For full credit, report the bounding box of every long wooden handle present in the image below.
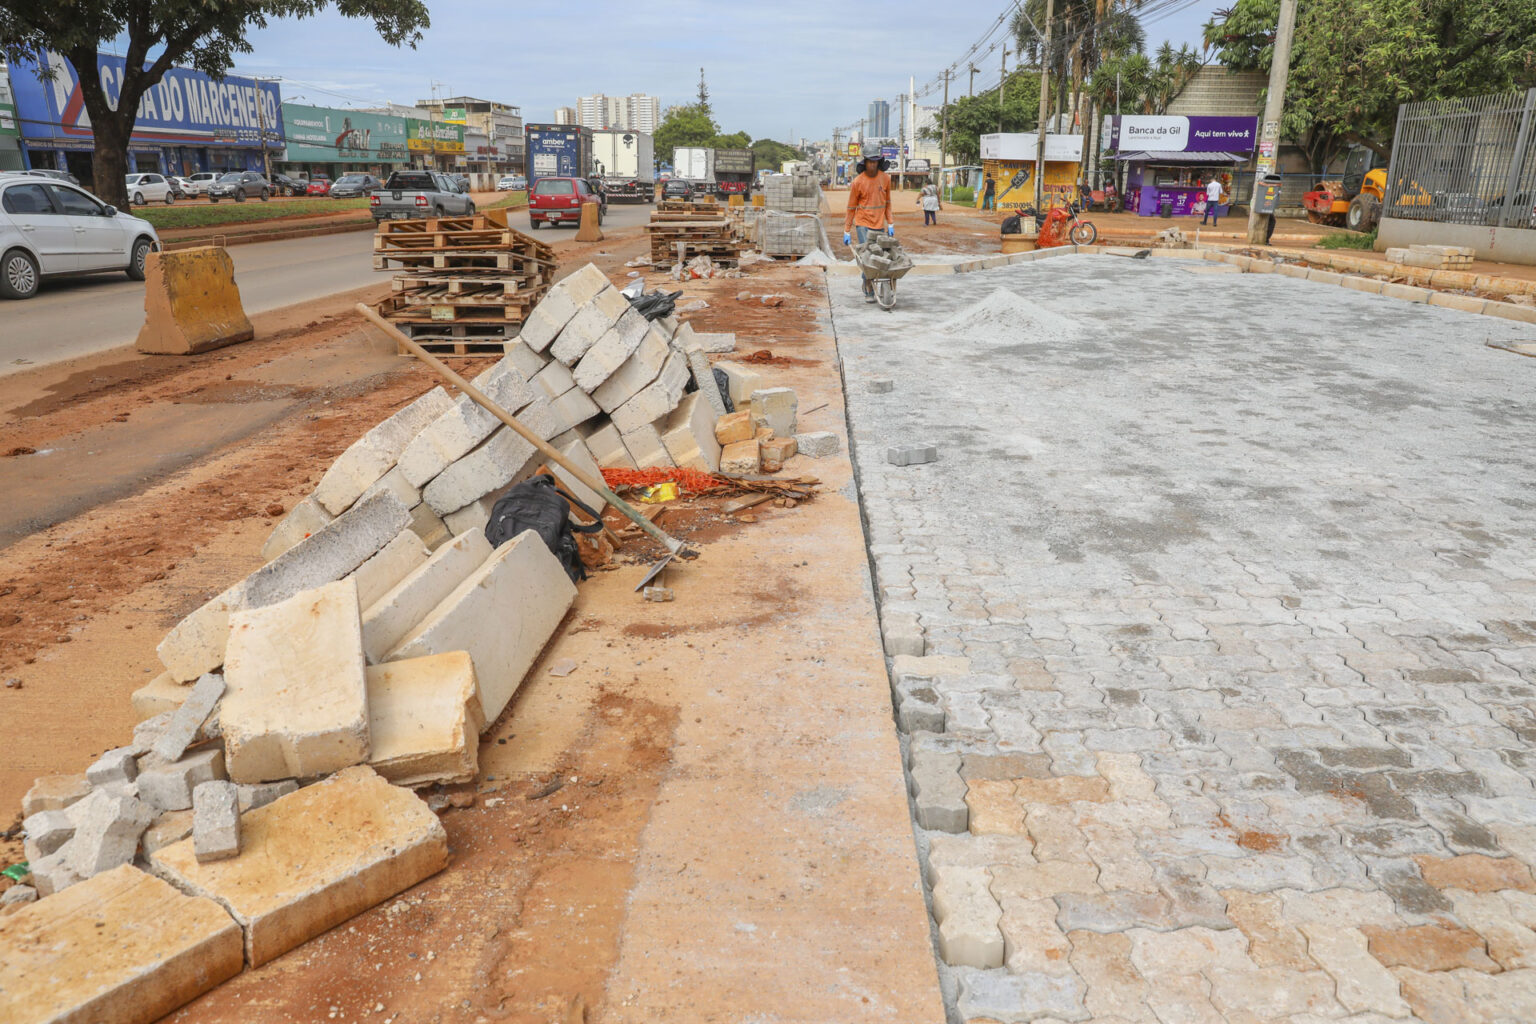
[356,302,694,557]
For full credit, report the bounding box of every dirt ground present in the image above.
[0,215,944,1023]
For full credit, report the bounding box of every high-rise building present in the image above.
[867,99,890,139]
[575,93,661,132]
[553,106,577,125]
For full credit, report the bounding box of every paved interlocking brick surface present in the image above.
[831,255,1536,1024]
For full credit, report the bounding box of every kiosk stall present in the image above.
[1108,115,1257,218]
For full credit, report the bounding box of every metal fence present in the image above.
[1384,89,1536,229]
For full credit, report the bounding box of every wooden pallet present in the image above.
[379,317,518,341]
[397,337,509,356]
[375,229,536,253]
[378,292,539,323]
[373,250,554,271]
[389,273,549,297]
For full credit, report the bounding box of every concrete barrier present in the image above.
[134,247,254,355]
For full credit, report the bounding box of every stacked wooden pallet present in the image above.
[647,201,743,265]
[372,212,556,354]
[1385,244,1475,271]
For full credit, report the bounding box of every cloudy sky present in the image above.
[232,0,1224,143]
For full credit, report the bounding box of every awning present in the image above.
[1115,150,1248,164]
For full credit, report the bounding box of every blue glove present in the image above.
[886,225,896,237]
[843,232,852,245]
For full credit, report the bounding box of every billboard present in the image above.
[406,118,464,154]
[282,103,407,163]
[1110,115,1256,153]
[441,106,467,125]
[8,50,283,149]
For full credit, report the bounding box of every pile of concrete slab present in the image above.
[3,262,828,1024]
[762,166,826,216]
[1385,243,1474,270]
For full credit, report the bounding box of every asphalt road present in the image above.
[0,201,656,376]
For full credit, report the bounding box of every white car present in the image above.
[496,174,527,191]
[125,172,175,205]
[0,174,161,299]
[184,172,218,196]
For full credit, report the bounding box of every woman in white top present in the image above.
[919,183,941,226]
[1200,176,1224,226]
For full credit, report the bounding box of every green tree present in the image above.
[710,130,751,149]
[920,71,1042,165]
[750,138,805,173]
[0,0,429,209]
[696,67,711,114]
[1204,0,1536,165]
[653,102,719,166]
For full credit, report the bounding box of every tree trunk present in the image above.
[66,47,135,210]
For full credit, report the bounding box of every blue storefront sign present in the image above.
[8,49,282,172]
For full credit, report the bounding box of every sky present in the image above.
[230,0,1226,144]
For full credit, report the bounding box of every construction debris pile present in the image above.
[1385,243,1475,270]
[646,199,744,266]
[754,164,829,258]
[761,164,825,215]
[373,210,556,354]
[1,262,837,1022]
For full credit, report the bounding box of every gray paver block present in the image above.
[794,431,839,458]
[22,809,75,860]
[138,747,227,812]
[61,789,157,877]
[151,671,225,762]
[868,379,894,394]
[192,780,241,863]
[908,745,968,832]
[85,747,138,787]
[886,444,937,467]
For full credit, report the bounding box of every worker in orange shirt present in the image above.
[843,154,894,301]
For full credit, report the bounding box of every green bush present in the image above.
[948,186,975,204]
[1316,229,1377,250]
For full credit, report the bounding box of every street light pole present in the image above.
[941,69,951,198]
[1247,0,1298,243]
[253,76,276,181]
[1034,0,1055,210]
[999,46,1009,133]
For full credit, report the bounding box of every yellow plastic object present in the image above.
[751,194,766,208]
[637,482,680,503]
[134,246,254,355]
[729,194,745,207]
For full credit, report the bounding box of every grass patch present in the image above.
[486,190,527,209]
[1316,229,1377,250]
[948,186,975,204]
[135,198,369,229]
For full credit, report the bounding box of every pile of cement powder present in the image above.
[939,287,1081,339]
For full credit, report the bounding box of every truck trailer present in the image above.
[525,124,592,186]
[672,147,715,196]
[713,147,754,198]
[593,129,655,203]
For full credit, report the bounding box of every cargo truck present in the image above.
[672,147,715,196]
[713,147,754,198]
[593,129,655,203]
[526,124,592,186]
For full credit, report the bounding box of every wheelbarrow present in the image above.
[852,233,914,311]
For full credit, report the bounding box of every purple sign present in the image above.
[1113,115,1257,153]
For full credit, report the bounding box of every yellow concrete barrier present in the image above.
[729,194,745,208]
[574,201,603,242]
[135,246,254,355]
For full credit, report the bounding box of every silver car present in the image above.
[0,174,161,299]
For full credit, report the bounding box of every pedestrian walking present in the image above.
[1200,176,1223,226]
[919,183,940,226]
[982,174,996,211]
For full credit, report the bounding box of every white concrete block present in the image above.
[396,362,538,488]
[151,671,225,762]
[362,529,493,664]
[531,357,577,400]
[388,532,577,728]
[620,422,675,468]
[347,528,429,610]
[750,387,798,437]
[191,780,240,863]
[420,398,560,516]
[138,747,227,812]
[259,496,332,563]
[714,360,765,406]
[62,789,157,877]
[592,322,671,413]
[521,264,611,352]
[503,338,549,378]
[357,466,421,513]
[572,308,652,393]
[86,747,139,788]
[609,352,689,434]
[583,421,636,469]
[687,347,728,416]
[407,502,451,550]
[661,392,722,472]
[550,287,631,366]
[221,579,369,784]
[547,436,609,513]
[443,497,495,538]
[548,387,601,433]
[313,387,454,515]
[673,321,736,354]
[367,652,484,787]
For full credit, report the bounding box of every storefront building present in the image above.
[277,103,407,180]
[978,133,1085,210]
[1108,114,1256,217]
[0,69,23,171]
[406,118,464,171]
[6,49,282,188]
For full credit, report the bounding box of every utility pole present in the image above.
[969,64,979,97]
[999,46,1009,133]
[941,69,951,199]
[1034,0,1054,209]
[1247,0,1297,243]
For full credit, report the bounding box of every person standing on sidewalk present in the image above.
[843,154,895,301]
[1200,175,1223,226]
[919,182,941,226]
[982,174,997,210]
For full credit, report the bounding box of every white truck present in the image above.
[672,147,715,196]
[593,129,655,203]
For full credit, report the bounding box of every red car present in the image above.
[528,176,605,229]
[305,177,332,196]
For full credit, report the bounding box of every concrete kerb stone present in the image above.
[260,496,332,563]
[546,434,609,512]
[191,780,241,863]
[582,421,637,470]
[672,322,735,354]
[660,392,723,473]
[573,308,653,393]
[1341,274,1385,295]
[312,386,454,516]
[366,651,483,787]
[21,773,92,817]
[593,324,671,413]
[348,529,430,610]
[749,387,798,437]
[387,531,577,728]
[531,357,577,401]
[1485,300,1536,324]
[609,352,689,435]
[713,361,765,407]
[687,348,728,417]
[396,362,538,489]
[221,578,370,784]
[151,672,225,762]
[502,338,548,378]
[550,286,632,367]
[548,386,602,434]
[519,263,611,353]
[420,398,561,517]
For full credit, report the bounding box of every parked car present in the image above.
[306,176,332,196]
[23,168,82,186]
[207,171,271,202]
[370,169,476,221]
[125,172,175,205]
[661,177,693,200]
[497,174,527,191]
[271,173,308,197]
[0,176,161,299]
[328,173,382,199]
[183,171,217,196]
[528,176,605,229]
[168,176,195,199]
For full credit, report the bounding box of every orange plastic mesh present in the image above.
[601,467,729,492]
